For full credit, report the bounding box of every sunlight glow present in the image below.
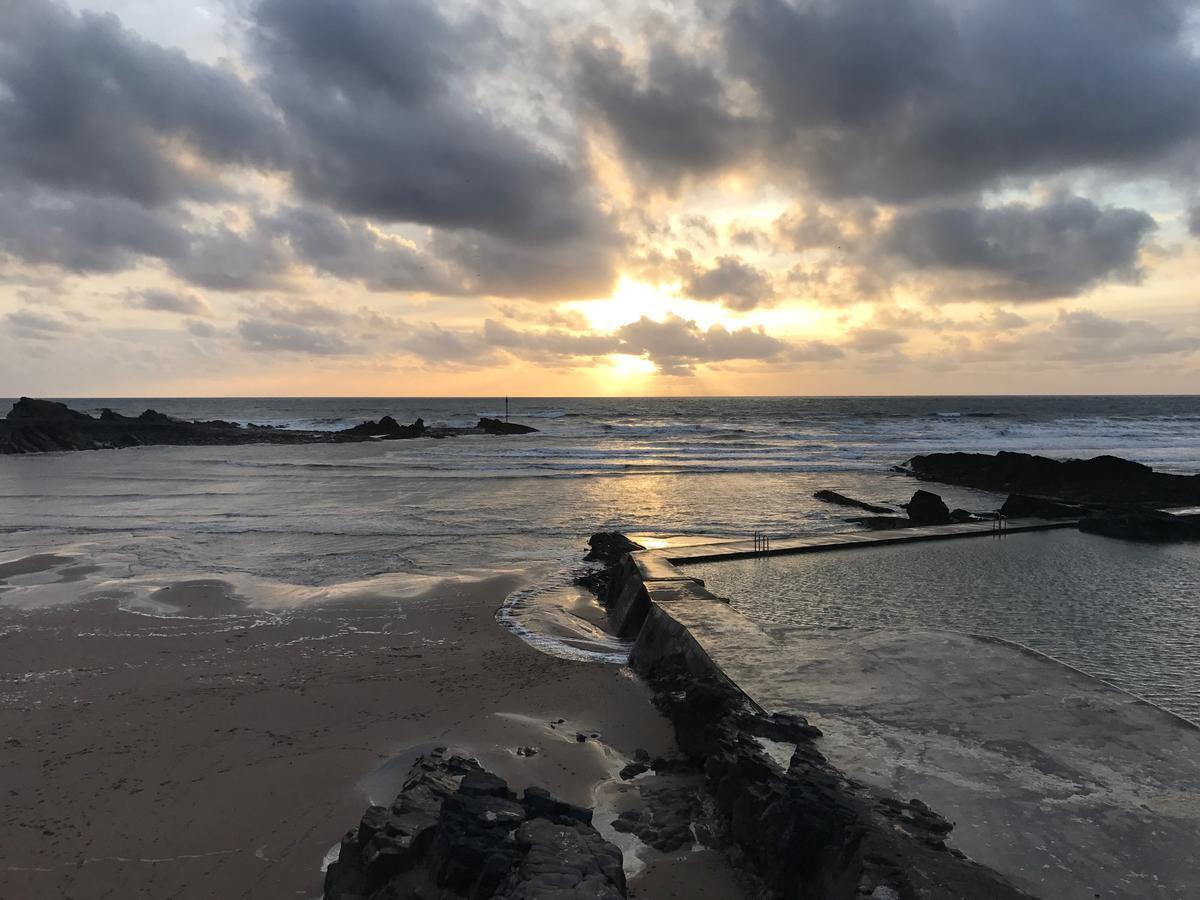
[607,353,658,378]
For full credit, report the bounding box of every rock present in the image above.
[583,532,645,565]
[522,786,593,826]
[1080,512,1200,543]
[628,648,1034,900]
[1000,494,1089,519]
[323,750,626,900]
[137,409,178,423]
[6,397,92,421]
[339,416,425,439]
[619,761,649,780]
[813,490,894,514]
[0,400,534,455]
[477,417,538,435]
[904,490,952,525]
[902,450,1200,508]
[949,508,977,523]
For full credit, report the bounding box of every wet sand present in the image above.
[0,561,749,899]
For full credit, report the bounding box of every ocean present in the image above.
[2,395,1198,711]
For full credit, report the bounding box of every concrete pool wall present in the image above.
[610,526,1200,900]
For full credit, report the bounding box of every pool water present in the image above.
[686,530,1200,723]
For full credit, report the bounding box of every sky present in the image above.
[1,0,1199,397]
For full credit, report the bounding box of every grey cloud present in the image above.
[170,223,290,292]
[846,327,907,353]
[884,197,1157,300]
[615,314,787,374]
[265,206,464,295]
[482,319,619,359]
[414,313,822,375]
[0,188,187,273]
[1190,206,1200,236]
[237,318,350,355]
[575,36,752,186]
[6,309,74,338]
[786,341,844,362]
[433,229,620,301]
[0,1,282,206]
[727,0,1200,200]
[253,0,607,247]
[186,319,221,339]
[974,309,1200,363]
[397,323,500,366]
[682,256,775,310]
[128,289,209,315]
[493,304,590,331]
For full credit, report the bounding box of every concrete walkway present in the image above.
[626,523,1200,899]
[656,518,1077,566]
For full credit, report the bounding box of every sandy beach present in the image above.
[0,556,748,899]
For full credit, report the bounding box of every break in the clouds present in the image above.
[1,0,1198,391]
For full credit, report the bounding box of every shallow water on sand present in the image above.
[1,395,1196,666]
[688,530,1200,723]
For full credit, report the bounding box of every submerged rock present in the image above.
[813,490,894,514]
[477,417,539,435]
[1080,512,1200,543]
[323,748,626,900]
[1000,494,1089,520]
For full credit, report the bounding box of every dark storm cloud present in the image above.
[0,189,187,273]
[682,256,775,310]
[884,196,1157,300]
[0,1,283,206]
[574,36,752,185]
[726,0,1200,200]
[253,0,610,248]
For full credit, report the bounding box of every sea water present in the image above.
[1,395,1197,707]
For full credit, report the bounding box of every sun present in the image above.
[607,353,658,378]
[566,276,730,333]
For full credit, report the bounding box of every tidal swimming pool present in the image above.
[685,529,1200,723]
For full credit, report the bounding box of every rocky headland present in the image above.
[0,398,537,454]
[897,450,1200,542]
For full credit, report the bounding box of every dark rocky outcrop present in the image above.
[323,749,626,900]
[583,532,646,566]
[1000,494,1089,520]
[7,398,93,421]
[904,490,952,525]
[813,490,894,514]
[1080,512,1200,543]
[0,399,537,454]
[628,629,1034,900]
[341,416,426,439]
[902,451,1200,508]
[476,417,539,435]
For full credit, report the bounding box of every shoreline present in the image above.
[0,564,749,899]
